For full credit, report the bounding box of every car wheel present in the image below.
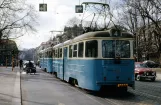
[136,75,142,81]
[151,77,156,81]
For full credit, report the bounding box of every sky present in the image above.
[15,0,119,50]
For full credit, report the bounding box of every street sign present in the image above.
[39,4,47,12]
[75,5,83,13]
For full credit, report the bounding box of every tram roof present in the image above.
[45,47,52,51]
[39,49,45,53]
[53,29,133,47]
[73,30,133,42]
[53,43,63,48]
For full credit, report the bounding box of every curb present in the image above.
[11,71,21,105]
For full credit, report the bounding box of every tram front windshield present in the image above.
[102,40,130,58]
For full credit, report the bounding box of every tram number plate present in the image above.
[118,84,128,87]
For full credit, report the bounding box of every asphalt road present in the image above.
[21,68,161,105]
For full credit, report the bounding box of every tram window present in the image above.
[47,51,50,57]
[45,52,47,57]
[73,44,77,57]
[69,45,73,58]
[49,51,52,58]
[58,48,60,58]
[59,48,62,58]
[78,42,84,57]
[47,51,49,57]
[102,40,130,58]
[116,40,130,58]
[53,50,55,57]
[85,40,98,57]
[55,49,58,58]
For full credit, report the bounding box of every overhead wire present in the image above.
[80,2,115,30]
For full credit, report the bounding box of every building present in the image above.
[0,39,18,66]
[136,22,161,62]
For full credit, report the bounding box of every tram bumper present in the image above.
[96,81,135,89]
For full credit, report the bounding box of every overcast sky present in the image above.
[15,0,119,50]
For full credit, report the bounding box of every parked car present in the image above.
[142,60,160,68]
[135,62,156,81]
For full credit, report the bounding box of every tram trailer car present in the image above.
[52,43,64,79]
[45,47,53,73]
[49,28,135,91]
[39,50,46,70]
[39,47,53,73]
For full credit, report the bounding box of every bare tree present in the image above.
[0,0,38,40]
[66,17,80,27]
[116,0,161,61]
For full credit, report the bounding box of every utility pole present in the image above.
[12,56,14,71]
[12,50,14,71]
[6,57,7,68]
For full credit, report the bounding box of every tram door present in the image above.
[63,47,68,80]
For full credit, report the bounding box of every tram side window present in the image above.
[53,50,55,58]
[49,51,52,58]
[69,45,73,58]
[85,40,98,57]
[46,52,48,58]
[57,49,60,58]
[59,48,62,58]
[73,44,77,57]
[45,52,48,58]
[55,49,58,58]
[78,42,84,57]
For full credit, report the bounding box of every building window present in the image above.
[78,42,84,57]
[85,40,98,57]
[73,44,77,57]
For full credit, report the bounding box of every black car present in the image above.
[23,61,36,74]
[143,60,160,68]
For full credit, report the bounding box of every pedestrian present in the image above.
[19,59,23,69]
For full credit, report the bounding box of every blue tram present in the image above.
[39,28,135,91]
[39,47,53,73]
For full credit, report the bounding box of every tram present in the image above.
[39,28,135,91]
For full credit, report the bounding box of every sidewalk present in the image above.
[0,67,21,105]
[152,68,161,73]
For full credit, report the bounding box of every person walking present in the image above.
[19,59,23,70]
